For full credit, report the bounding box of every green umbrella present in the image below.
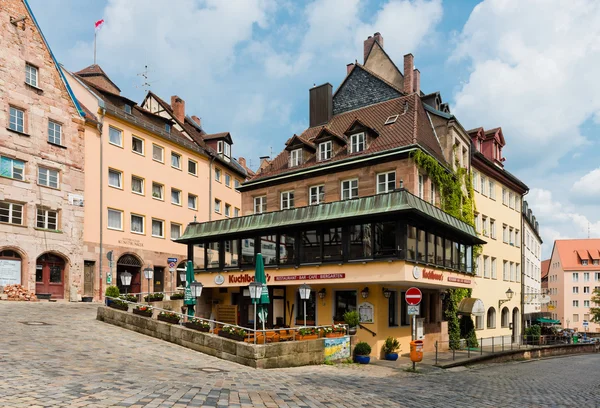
[254,253,270,330]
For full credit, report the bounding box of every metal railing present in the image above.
[434,335,600,365]
[105,297,348,345]
[116,291,184,303]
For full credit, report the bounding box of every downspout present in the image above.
[208,155,215,221]
[98,108,106,301]
[520,190,529,341]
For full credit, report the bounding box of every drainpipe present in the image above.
[98,108,106,301]
[520,190,528,342]
[208,155,215,221]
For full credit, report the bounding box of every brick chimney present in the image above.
[403,54,414,94]
[171,95,185,123]
[413,68,420,95]
[363,32,383,63]
[346,63,355,75]
[238,157,247,167]
[191,115,201,126]
[309,83,333,127]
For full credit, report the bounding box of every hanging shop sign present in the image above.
[447,276,471,284]
[274,273,345,282]
[422,269,444,281]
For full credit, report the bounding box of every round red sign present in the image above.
[405,287,422,305]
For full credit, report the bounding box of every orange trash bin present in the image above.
[410,340,424,362]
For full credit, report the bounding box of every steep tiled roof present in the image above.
[203,132,230,141]
[249,94,444,182]
[541,259,550,279]
[553,239,600,271]
[75,64,121,93]
[78,101,98,125]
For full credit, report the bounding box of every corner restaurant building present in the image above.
[177,189,484,355]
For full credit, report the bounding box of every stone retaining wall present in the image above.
[97,306,343,368]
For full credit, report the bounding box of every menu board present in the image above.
[0,260,21,286]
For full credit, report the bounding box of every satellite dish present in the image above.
[539,294,551,304]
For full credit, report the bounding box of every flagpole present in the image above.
[94,31,97,64]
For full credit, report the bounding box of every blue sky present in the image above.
[28,0,600,258]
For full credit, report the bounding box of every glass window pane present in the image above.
[349,224,372,260]
[261,235,278,265]
[107,209,121,229]
[206,242,220,268]
[453,242,461,269]
[131,215,144,233]
[109,127,122,145]
[416,230,425,262]
[435,236,444,266]
[108,170,121,187]
[49,265,62,283]
[170,223,181,239]
[323,227,342,261]
[153,145,163,161]
[152,219,163,237]
[36,265,43,282]
[224,239,239,268]
[301,230,320,263]
[152,183,162,199]
[407,226,417,260]
[132,137,143,153]
[279,234,296,265]
[427,233,435,264]
[132,177,143,193]
[188,160,197,174]
[241,238,255,266]
[171,153,180,168]
[375,222,396,257]
[334,290,357,321]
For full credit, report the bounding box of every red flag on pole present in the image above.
[95,19,104,32]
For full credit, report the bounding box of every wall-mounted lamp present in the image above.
[382,287,392,299]
[498,288,514,309]
[318,288,326,305]
[361,287,369,299]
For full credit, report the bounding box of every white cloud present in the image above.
[571,168,600,201]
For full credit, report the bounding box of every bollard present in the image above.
[453,347,455,361]
[468,344,471,358]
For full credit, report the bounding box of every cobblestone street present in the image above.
[1,302,599,408]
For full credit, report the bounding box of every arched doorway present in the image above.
[117,254,142,294]
[512,307,520,343]
[36,253,66,299]
[0,249,23,286]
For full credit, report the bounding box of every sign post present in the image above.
[167,257,178,292]
[406,287,422,370]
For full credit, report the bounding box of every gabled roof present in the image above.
[285,134,316,151]
[552,239,600,271]
[484,127,505,146]
[363,40,404,87]
[75,64,122,93]
[313,127,347,145]
[334,63,403,99]
[541,259,550,279]
[246,94,445,183]
[343,118,379,137]
[203,132,232,143]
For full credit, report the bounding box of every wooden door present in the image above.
[35,254,65,299]
[153,267,164,293]
[84,261,95,297]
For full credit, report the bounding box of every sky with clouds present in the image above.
[28,0,600,258]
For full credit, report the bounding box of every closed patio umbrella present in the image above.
[254,253,270,331]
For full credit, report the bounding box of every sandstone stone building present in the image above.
[0,0,85,299]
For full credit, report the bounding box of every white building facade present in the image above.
[522,200,543,326]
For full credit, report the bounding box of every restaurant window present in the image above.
[206,242,220,269]
[296,289,316,325]
[427,233,435,264]
[453,242,461,270]
[279,234,296,265]
[388,290,398,327]
[435,236,443,266]
[374,222,396,257]
[407,226,417,260]
[240,238,255,266]
[334,290,357,322]
[224,239,239,268]
[349,224,372,260]
[300,230,320,264]
[444,239,452,268]
[341,179,358,200]
[466,245,473,273]
[400,292,410,326]
[260,235,278,265]
[323,227,342,262]
[416,229,426,262]
[460,244,466,271]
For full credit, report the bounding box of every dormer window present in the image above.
[289,148,302,167]
[582,260,589,266]
[350,133,365,153]
[319,141,332,161]
[124,104,132,115]
[217,141,231,158]
[165,123,171,133]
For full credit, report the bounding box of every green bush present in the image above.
[105,286,120,298]
[119,294,137,302]
[343,310,359,327]
[382,336,401,354]
[144,293,164,302]
[525,325,541,344]
[170,292,184,300]
[459,315,479,348]
[354,342,371,356]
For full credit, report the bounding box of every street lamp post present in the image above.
[183,260,198,318]
[179,269,187,288]
[299,283,311,327]
[248,281,263,344]
[143,266,153,304]
[120,271,132,295]
[187,280,203,318]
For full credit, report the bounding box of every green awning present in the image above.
[177,189,484,244]
[535,317,561,324]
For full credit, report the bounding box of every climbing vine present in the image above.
[411,149,481,349]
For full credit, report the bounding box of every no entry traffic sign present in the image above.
[406,287,422,306]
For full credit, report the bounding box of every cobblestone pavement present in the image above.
[1,302,599,408]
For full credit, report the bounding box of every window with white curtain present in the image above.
[130,214,144,234]
[107,209,123,230]
[152,218,164,237]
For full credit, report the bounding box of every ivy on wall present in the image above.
[411,149,480,349]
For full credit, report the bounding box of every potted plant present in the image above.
[323,324,346,338]
[218,325,247,341]
[108,299,129,311]
[170,292,184,300]
[354,342,371,364]
[104,286,120,306]
[343,311,359,335]
[297,327,318,340]
[132,305,153,317]
[119,294,138,303]
[144,293,164,302]
[157,310,181,324]
[184,317,211,332]
[382,336,401,361]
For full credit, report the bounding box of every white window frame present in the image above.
[217,141,223,154]
[152,144,164,163]
[350,132,365,153]
[38,167,59,189]
[418,174,424,198]
[171,188,182,205]
[130,213,145,235]
[9,106,25,133]
[108,169,122,189]
[254,196,266,214]
[107,208,123,231]
[472,171,479,191]
[48,120,62,145]
[36,208,58,230]
[234,207,240,217]
[341,179,358,200]
[225,173,231,187]
[319,141,332,161]
[171,152,181,170]
[309,185,324,205]
[377,171,396,194]
[224,142,231,158]
[490,219,496,239]
[0,201,23,225]
[481,175,486,196]
[152,182,164,200]
[225,203,231,217]
[188,194,197,210]
[289,148,302,167]
[214,198,222,213]
[151,218,164,238]
[0,156,25,181]
[280,191,295,210]
[132,136,144,155]
[25,63,38,87]
[131,175,144,195]
[489,180,495,199]
[188,159,197,176]
[215,168,222,182]
[170,222,182,240]
[108,126,123,147]
[491,257,497,279]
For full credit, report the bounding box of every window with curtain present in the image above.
[130,214,144,234]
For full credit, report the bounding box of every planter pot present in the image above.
[132,309,153,318]
[184,322,210,332]
[145,298,163,303]
[218,331,245,341]
[157,315,180,324]
[326,333,343,338]
[385,353,399,361]
[81,296,93,303]
[348,327,357,335]
[355,355,370,364]
[109,302,128,311]
[298,334,318,341]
